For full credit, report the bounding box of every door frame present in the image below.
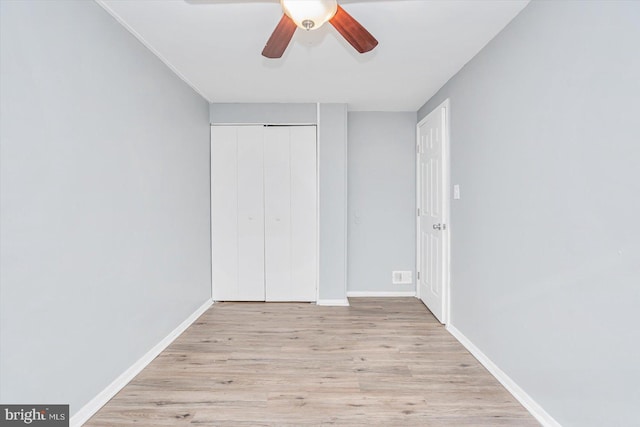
[416,98,451,324]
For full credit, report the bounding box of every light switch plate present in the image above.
[453,184,460,200]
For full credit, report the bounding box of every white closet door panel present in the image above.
[289,126,317,301]
[210,126,239,301]
[213,125,316,302]
[264,127,292,301]
[236,126,266,301]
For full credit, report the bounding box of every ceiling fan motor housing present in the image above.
[280,0,338,31]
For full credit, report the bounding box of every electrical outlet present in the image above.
[392,271,412,285]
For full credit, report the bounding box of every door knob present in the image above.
[433,224,442,230]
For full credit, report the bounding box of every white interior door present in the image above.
[211,126,265,301]
[417,101,449,323]
[264,126,317,301]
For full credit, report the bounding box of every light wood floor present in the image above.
[86,298,539,426]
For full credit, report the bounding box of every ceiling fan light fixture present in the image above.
[280,0,338,31]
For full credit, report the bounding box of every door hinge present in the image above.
[417,208,421,217]
[417,271,420,280]
[416,144,420,154]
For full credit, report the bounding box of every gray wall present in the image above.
[210,103,349,302]
[418,1,640,426]
[318,104,348,301]
[0,0,211,416]
[210,103,317,125]
[347,112,417,293]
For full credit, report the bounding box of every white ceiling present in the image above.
[98,0,529,111]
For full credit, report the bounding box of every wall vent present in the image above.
[392,271,413,285]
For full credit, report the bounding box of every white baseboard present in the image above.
[347,291,416,297]
[70,298,214,427]
[446,324,561,427]
[316,298,350,306]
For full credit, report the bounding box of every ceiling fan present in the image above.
[262,0,378,58]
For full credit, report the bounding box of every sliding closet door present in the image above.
[264,126,317,301]
[211,126,265,301]
[211,126,238,301]
[236,127,266,300]
[289,126,318,301]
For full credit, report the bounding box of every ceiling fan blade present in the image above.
[329,5,378,54]
[262,14,297,58]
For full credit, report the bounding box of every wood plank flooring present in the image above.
[86,298,539,426]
